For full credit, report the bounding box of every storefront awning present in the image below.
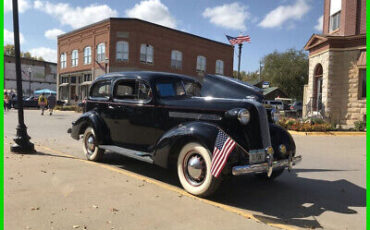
[59,83,69,87]
[80,81,92,86]
[357,51,366,66]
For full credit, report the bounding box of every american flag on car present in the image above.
[210,130,236,178]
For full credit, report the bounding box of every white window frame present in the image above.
[97,43,106,62]
[196,55,206,72]
[84,46,91,65]
[60,53,67,69]
[71,50,78,67]
[215,59,224,75]
[116,41,129,61]
[140,44,154,64]
[330,11,341,32]
[171,50,182,69]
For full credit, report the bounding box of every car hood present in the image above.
[200,74,263,102]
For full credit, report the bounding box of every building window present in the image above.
[83,74,92,82]
[215,60,224,75]
[330,11,340,31]
[359,69,366,99]
[71,76,76,83]
[196,55,206,72]
[60,53,67,69]
[116,41,129,61]
[84,47,91,64]
[140,44,153,64]
[71,50,78,67]
[60,76,68,84]
[171,50,182,69]
[97,43,106,62]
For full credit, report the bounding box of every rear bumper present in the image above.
[232,155,302,176]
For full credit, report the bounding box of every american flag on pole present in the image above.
[210,130,236,178]
[226,35,251,46]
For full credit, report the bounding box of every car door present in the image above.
[108,78,160,151]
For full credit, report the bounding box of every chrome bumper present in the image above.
[232,155,302,176]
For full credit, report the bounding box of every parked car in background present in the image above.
[69,71,301,197]
[264,100,284,110]
[290,101,303,116]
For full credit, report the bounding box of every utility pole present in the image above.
[237,43,242,80]
[10,0,35,153]
[259,61,263,82]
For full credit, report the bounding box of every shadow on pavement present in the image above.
[36,150,366,229]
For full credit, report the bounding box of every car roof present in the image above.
[95,71,200,83]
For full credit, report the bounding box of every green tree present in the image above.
[233,70,260,83]
[4,44,15,56]
[261,48,308,100]
[4,44,46,61]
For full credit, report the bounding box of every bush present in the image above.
[354,121,366,131]
[278,117,332,132]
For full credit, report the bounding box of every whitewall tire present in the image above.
[177,142,221,197]
[82,127,104,161]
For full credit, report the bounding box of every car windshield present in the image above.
[156,80,201,98]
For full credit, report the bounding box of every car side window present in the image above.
[183,81,201,97]
[156,81,185,97]
[90,81,111,98]
[113,79,152,102]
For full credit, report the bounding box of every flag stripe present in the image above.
[211,138,233,174]
[212,140,234,176]
[214,142,236,177]
[211,130,236,178]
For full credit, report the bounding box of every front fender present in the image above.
[70,110,110,145]
[152,121,221,168]
[269,123,296,159]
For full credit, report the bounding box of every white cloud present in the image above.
[202,2,249,31]
[29,47,57,62]
[125,0,177,28]
[4,0,31,13]
[4,29,25,44]
[44,28,65,40]
[314,15,323,32]
[34,1,118,29]
[259,0,310,28]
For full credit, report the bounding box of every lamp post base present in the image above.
[10,124,35,154]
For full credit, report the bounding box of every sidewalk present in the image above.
[4,139,275,230]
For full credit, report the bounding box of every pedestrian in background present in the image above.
[47,94,56,116]
[38,93,48,115]
[4,92,9,112]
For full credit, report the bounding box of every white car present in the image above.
[264,100,284,110]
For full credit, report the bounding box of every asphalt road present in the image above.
[4,109,366,230]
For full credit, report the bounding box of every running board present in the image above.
[99,145,153,164]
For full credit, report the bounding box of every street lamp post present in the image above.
[28,67,32,96]
[10,0,35,153]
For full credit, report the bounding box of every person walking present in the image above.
[4,92,9,112]
[38,93,48,115]
[47,94,56,115]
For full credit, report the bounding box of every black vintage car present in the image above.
[69,71,301,197]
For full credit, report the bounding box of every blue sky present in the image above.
[4,0,324,73]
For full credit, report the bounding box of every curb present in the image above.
[288,130,366,136]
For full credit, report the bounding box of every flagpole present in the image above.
[237,43,242,80]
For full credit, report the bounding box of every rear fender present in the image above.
[152,122,221,168]
[70,110,110,145]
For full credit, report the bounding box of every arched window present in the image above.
[215,60,224,75]
[84,46,91,64]
[196,55,206,72]
[96,43,105,62]
[116,41,129,61]
[60,53,67,69]
[171,50,182,69]
[71,50,78,67]
[313,64,323,111]
[140,44,153,64]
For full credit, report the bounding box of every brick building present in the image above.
[4,55,57,96]
[303,0,366,128]
[57,18,234,103]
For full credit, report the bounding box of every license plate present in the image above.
[249,150,266,164]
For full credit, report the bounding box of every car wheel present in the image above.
[255,168,285,180]
[177,142,221,197]
[82,127,104,161]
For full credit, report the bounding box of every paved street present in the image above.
[4,109,366,230]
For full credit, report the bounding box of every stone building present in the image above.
[4,55,57,96]
[303,0,366,128]
[57,18,234,103]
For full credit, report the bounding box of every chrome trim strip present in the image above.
[169,111,222,121]
[232,155,302,176]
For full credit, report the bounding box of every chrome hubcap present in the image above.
[85,134,95,154]
[184,153,206,186]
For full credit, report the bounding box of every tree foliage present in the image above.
[261,49,308,100]
[233,70,260,83]
[4,44,45,61]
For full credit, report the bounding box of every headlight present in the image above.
[271,109,280,123]
[238,109,250,125]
